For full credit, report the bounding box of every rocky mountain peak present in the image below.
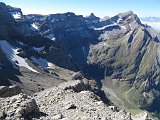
[87,13,97,18]
[0,2,7,9]
[86,13,100,20]
[118,10,134,18]
[86,13,100,24]
[119,11,141,24]
[110,10,141,26]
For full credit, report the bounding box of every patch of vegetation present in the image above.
[128,109,144,115]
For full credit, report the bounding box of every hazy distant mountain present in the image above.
[141,17,160,22]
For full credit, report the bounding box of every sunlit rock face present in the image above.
[25,10,160,113]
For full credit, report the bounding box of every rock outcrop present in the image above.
[0,85,21,97]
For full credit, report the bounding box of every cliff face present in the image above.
[25,10,160,112]
[0,3,79,95]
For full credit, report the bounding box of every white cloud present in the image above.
[141,20,160,32]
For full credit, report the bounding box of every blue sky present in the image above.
[1,0,160,18]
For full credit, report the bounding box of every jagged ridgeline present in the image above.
[0,2,160,119]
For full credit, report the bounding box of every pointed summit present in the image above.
[86,13,99,19]
[89,13,96,17]
[85,13,100,24]
[110,11,142,26]
[118,11,141,23]
[7,5,23,19]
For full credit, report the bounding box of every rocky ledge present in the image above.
[0,80,152,120]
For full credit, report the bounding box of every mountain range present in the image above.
[0,2,160,119]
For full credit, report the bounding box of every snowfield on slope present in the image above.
[0,40,38,73]
[31,23,39,30]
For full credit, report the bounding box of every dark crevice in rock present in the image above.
[25,112,48,120]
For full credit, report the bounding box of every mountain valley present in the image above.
[0,2,160,119]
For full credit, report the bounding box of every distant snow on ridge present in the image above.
[140,17,160,32]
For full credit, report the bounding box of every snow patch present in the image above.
[33,46,45,52]
[0,40,38,73]
[52,37,56,41]
[121,25,127,30]
[98,42,108,47]
[47,62,55,69]
[31,23,39,30]
[93,23,117,30]
[117,17,123,23]
[93,26,109,30]
[10,12,21,19]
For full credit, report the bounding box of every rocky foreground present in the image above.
[0,80,152,120]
